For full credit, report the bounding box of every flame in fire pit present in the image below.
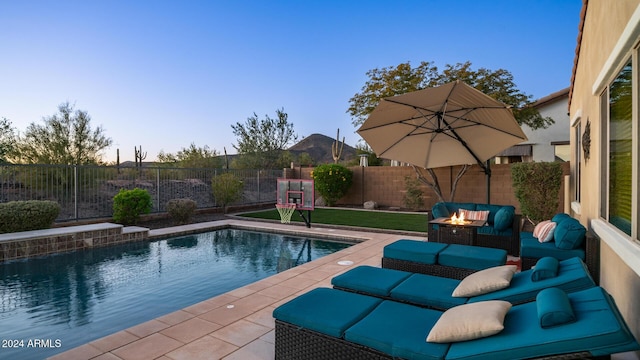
[450,212,466,225]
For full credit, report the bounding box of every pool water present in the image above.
[0,228,351,360]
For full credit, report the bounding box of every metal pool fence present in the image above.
[0,164,282,222]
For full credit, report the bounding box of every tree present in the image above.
[511,162,563,224]
[231,108,298,169]
[157,143,221,168]
[15,102,112,164]
[0,117,17,163]
[348,61,554,202]
[348,61,554,130]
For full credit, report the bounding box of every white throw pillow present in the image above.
[426,300,512,343]
[452,265,517,297]
[458,208,490,221]
[533,220,556,243]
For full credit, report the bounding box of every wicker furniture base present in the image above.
[275,319,609,360]
[437,225,476,245]
[381,257,476,280]
[476,227,521,256]
[275,320,391,360]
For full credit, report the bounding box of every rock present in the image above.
[363,201,378,210]
[315,197,326,207]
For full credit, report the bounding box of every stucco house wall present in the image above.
[496,89,570,163]
[525,89,570,162]
[569,0,640,355]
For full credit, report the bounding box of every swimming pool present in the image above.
[0,228,352,360]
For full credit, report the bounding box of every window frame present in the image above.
[600,54,637,241]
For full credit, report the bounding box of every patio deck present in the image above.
[47,219,635,360]
[48,218,420,360]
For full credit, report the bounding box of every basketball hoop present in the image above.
[276,203,297,224]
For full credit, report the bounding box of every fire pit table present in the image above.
[428,217,486,246]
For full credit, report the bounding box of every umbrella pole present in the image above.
[485,160,491,204]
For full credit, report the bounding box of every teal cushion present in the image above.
[469,257,596,304]
[439,244,507,270]
[383,240,448,264]
[552,213,571,223]
[344,300,449,360]
[554,218,586,250]
[493,206,515,231]
[331,266,412,297]
[520,236,585,260]
[531,257,559,282]
[272,288,382,338]
[447,287,640,360]
[432,202,450,219]
[390,273,467,309]
[476,204,504,223]
[536,288,576,328]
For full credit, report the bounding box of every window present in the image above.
[602,59,633,236]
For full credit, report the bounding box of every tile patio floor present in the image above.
[48,218,422,360]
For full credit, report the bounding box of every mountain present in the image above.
[288,133,357,164]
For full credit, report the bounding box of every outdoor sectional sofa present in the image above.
[332,257,596,310]
[273,286,640,360]
[520,213,600,282]
[429,201,521,255]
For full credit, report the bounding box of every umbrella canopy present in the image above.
[357,80,528,172]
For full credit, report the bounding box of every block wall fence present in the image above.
[284,162,570,216]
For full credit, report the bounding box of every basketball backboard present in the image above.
[276,178,314,211]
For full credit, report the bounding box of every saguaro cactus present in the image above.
[332,129,345,163]
[116,148,121,174]
[134,145,147,169]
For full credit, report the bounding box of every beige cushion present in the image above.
[426,300,512,343]
[451,265,517,297]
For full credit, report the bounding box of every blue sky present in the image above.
[1,0,582,163]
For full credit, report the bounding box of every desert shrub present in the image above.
[112,188,153,225]
[0,200,60,233]
[403,175,424,210]
[166,198,197,224]
[511,162,563,223]
[211,172,243,213]
[311,164,353,206]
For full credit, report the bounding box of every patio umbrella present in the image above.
[357,80,528,203]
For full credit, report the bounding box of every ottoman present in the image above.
[382,240,449,275]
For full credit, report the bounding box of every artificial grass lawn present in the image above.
[238,207,428,233]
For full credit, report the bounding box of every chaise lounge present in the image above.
[332,257,596,310]
[273,286,640,359]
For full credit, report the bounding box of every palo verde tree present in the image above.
[157,143,222,168]
[348,61,554,202]
[231,108,298,169]
[15,102,112,165]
